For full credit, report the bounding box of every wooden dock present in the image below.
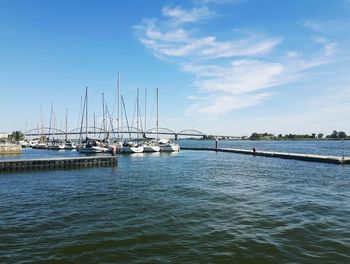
[181,147,350,165]
[0,156,117,172]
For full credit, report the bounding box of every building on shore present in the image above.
[0,132,9,140]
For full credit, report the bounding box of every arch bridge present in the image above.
[24,126,208,140]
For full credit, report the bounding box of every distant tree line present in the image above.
[249,130,348,140]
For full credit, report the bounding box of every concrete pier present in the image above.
[0,144,21,154]
[181,147,350,165]
[0,156,117,172]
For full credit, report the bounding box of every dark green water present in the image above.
[1,141,350,263]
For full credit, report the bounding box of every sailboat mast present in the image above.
[144,88,147,133]
[48,102,53,141]
[102,92,105,139]
[156,88,159,141]
[93,113,96,138]
[121,95,132,139]
[136,89,139,139]
[117,72,120,139]
[85,86,88,139]
[40,105,44,143]
[65,108,68,142]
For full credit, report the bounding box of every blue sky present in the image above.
[1,0,349,136]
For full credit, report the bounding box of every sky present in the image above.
[0,0,350,136]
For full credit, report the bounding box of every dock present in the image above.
[0,143,21,154]
[181,147,350,165]
[0,156,117,172]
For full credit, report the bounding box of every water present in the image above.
[1,141,350,263]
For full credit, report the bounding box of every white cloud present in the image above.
[186,93,273,115]
[286,51,300,58]
[162,6,214,24]
[136,18,281,59]
[135,5,338,117]
[184,60,286,94]
[301,19,350,34]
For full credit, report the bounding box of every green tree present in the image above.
[330,130,339,138]
[250,133,261,140]
[318,133,323,139]
[338,131,347,139]
[10,131,24,141]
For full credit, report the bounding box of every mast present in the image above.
[144,88,147,133]
[137,88,139,139]
[52,111,56,140]
[102,92,106,139]
[156,88,159,141]
[85,86,88,139]
[120,93,123,140]
[117,72,120,139]
[93,113,96,139]
[40,105,44,143]
[78,88,87,144]
[48,102,53,141]
[121,95,132,139]
[65,108,68,142]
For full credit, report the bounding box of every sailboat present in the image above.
[141,88,160,152]
[32,106,48,149]
[78,87,109,154]
[119,92,144,154]
[47,108,65,150]
[63,108,76,150]
[155,88,180,152]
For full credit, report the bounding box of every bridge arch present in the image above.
[146,127,176,134]
[24,127,67,136]
[177,129,206,136]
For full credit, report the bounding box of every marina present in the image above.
[1,1,350,263]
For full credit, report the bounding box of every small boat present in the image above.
[158,138,180,152]
[49,143,65,150]
[19,140,28,148]
[32,142,47,149]
[63,140,76,150]
[48,140,65,150]
[79,139,109,153]
[120,141,144,154]
[142,140,160,152]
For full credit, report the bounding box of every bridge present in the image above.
[23,126,229,140]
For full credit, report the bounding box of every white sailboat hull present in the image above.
[79,146,109,153]
[143,145,160,152]
[120,146,144,153]
[159,143,180,152]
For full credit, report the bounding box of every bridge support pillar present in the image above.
[175,134,178,141]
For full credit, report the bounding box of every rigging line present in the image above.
[121,95,132,139]
[148,92,156,131]
[78,88,87,144]
[105,99,116,139]
[131,93,137,129]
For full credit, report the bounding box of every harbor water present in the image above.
[0,140,349,263]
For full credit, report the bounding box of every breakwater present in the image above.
[181,147,350,164]
[0,156,117,172]
[0,143,21,154]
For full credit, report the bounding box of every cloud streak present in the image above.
[135,4,338,116]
